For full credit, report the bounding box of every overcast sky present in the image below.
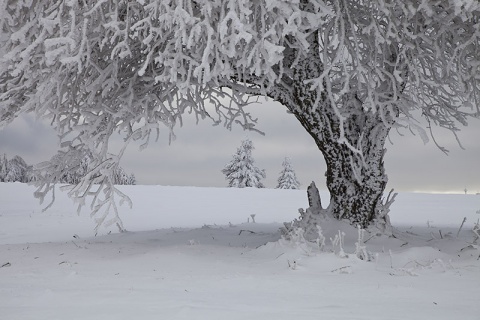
[1,99,479,194]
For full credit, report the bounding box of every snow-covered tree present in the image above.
[277,158,300,190]
[1,0,479,230]
[0,152,135,186]
[222,139,266,188]
[0,154,6,182]
[112,166,136,185]
[126,174,137,186]
[113,167,128,185]
[4,156,28,183]
[24,166,38,183]
[56,155,134,185]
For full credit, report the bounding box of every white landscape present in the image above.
[1,183,479,320]
[1,2,479,320]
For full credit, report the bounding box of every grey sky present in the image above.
[1,99,479,194]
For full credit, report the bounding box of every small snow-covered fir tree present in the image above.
[222,139,266,188]
[276,157,300,190]
[5,156,28,183]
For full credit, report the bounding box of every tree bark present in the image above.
[284,90,391,228]
[268,33,395,229]
[320,112,391,228]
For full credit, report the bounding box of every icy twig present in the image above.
[331,230,348,258]
[354,226,371,261]
[472,220,480,244]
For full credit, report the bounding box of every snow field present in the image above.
[1,183,479,320]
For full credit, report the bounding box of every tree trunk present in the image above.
[287,90,391,228]
[320,112,391,228]
[269,33,396,230]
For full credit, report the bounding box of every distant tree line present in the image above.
[0,154,136,185]
[0,154,34,183]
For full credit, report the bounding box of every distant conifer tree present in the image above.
[222,139,266,188]
[276,157,300,190]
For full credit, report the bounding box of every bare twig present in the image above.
[238,230,256,235]
[331,266,351,273]
[457,217,467,238]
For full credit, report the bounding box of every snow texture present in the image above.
[0,183,479,320]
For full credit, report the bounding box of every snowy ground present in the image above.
[1,183,479,320]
